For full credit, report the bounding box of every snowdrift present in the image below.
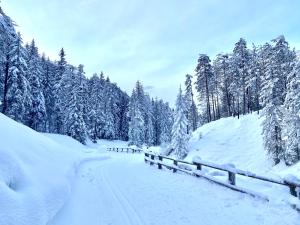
[0,113,85,225]
[186,113,300,177]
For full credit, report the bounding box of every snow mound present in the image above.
[186,114,300,177]
[0,113,84,225]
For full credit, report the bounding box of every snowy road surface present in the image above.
[49,153,300,225]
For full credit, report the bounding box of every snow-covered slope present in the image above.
[0,113,86,225]
[186,113,300,177]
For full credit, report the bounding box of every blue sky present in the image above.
[2,0,300,104]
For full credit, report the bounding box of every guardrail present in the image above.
[107,147,143,153]
[144,152,300,202]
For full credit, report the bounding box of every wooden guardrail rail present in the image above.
[107,147,143,153]
[144,152,300,201]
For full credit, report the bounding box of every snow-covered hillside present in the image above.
[0,113,86,225]
[186,113,300,178]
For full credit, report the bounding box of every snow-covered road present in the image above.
[49,152,300,225]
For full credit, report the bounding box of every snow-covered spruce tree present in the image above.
[0,6,17,112]
[170,87,190,159]
[103,83,116,140]
[260,36,296,164]
[283,57,300,165]
[26,40,47,131]
[248,44,262,114]
[159,102,173,146]
[184,74,198,132]
[65,89,87,144]
[41,55,57,132]
[128,82,145,147]
[118,93,130,141]
[75,64,89,126]
[152,98,162,146]
[86,73,106,140]
[53,48,67,134]
[232,38,251,115]
[144,94,155,147]
[4,33,31,123]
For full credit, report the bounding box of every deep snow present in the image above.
[0,113,84,225]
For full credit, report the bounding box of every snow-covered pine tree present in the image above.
[170,87,190,159]
[232,38,251,115]
[41,55,57,132]
[26,40,46,131]
[213,54,232,117]
[260,36,296,164]
[128,81,146,147]
[184,74,198,132]
[143,94,155,147]
[103,82,116,140]
[53,48,67,133]
[159,102,173,146]
[118,93,129,141]
[65,89,87,144]
[260,43,283,164]
[248,44,262,114]
[195,54,213,123]
[152,98,161,146]
[4,32,31,123]
[128,90,145,147]
[283,54,300,165]
[0,7,17,112]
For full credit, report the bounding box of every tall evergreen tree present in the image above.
[26,40,46,131]
[184,74,198,132]
[53,48,67,133]
[170,87,190,159]
[195,54,213,123]
[283,56,300,165]
[232,38,250,115]
[128,81,146,147]
[65,89,87,144]
[3,33,31,123]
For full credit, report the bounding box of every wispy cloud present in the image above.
[2,0,300,104]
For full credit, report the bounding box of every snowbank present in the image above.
[185,113,300,178]
[0,113,86,225]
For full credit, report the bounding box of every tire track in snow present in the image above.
[98,165,145,225]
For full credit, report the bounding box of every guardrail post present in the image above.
[150,155,155,165]
[144,153,149,163]
[173,160,177,173]
[158,156,163,169]
[288,185,297,197]
[228,171,236,185]
[193,162,202,177]
[196,164,202,170]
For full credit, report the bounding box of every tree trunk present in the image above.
[2,54,9,114]
[211,93,216,121]
[205,74,211,122]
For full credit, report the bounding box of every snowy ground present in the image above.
[1,113,300,225]
[49,151,300,225]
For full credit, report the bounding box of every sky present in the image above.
[1,0,300,104]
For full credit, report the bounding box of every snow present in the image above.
[50,153,300,225]
[0,113,84,225]
[186,113,300,178]
[0,112,300,225]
